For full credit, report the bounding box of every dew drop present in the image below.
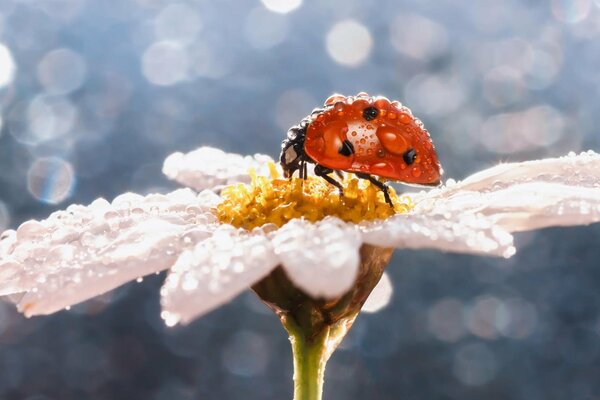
[104,211,119,220]
[161,310,181,327]
[399,114,411,124]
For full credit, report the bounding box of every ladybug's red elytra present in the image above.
[279,92,443,206]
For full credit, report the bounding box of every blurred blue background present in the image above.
[1,0,600,398]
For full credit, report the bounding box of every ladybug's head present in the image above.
[303,93,443,186]
[280,124,308,178]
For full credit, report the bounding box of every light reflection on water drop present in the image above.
[27,157,76,204]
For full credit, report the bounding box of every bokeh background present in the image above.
[1,0,600,398]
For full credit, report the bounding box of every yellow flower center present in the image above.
[216,163,413,230]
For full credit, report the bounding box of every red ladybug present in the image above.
[280,92,443,206]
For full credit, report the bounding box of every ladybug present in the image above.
[280,92,443,206]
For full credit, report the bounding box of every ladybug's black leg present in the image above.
[302,160,308,180]
[355,173,393,207]
[314,164,344,196]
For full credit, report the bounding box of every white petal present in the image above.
[362,271,393,313]
[0,188,220,317]
[416,151,600,232]
[160,225,278,325]
[162,146,276,191]
[271,217,362,299]
[360,213,515,258]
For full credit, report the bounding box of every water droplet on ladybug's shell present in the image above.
[376,125,408,155]
[399,114,411,124]
[388,112,397,120]
[374,97,390,109]
[334,102,345,111]
[325,94,346,105]
[367,148,373,155]
[360,138,366,144]
[351,131,357,136]
[412,167,422,178]
[352,98,369,110]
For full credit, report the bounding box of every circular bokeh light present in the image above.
[260,0,302,14]
[326,20,372,67]
[27,157,76,204]
[37,48,88,95]
[142,41,189,86]
[0,43,16,88]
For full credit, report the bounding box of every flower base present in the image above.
[252,244,393,400]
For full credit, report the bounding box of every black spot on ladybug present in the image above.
[363,107,379,121]
[338,139,355,156]
[403,148,417,165]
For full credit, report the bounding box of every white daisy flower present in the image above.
[2,145,599,400]
[0,147,599,322]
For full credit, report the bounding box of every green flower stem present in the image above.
[283,315,357,400]
[287,321,329,400]
[252,245,394,400]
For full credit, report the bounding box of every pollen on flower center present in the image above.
[216,162,413,230]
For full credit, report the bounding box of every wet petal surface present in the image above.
[271,217,362,298]
[162,146,275,191]
[160,225,278,325]
[415,151,600,232]
[360,213,515,258]
[0,189,220,316]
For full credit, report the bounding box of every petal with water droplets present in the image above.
[271,217,362,299]
[162,146,276,191]
[415,151,600,232]
[0,188,220,317]
[360,213,515,258]
[160,225,279,325]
